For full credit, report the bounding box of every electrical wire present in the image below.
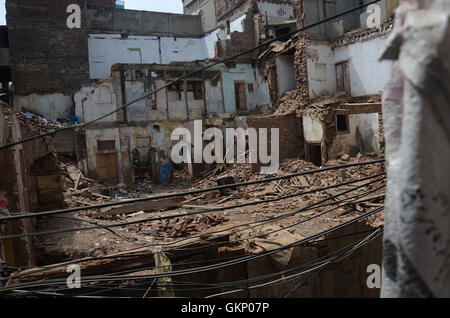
[0,173,384,241]
[0,159,384,222]
[3,176,384,283]
[0,0,382,153]
[3,227,383,297]
[0,206,383,293]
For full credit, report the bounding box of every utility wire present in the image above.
[5,180,383,284]
[3,179,384,289]
[0,206,383,293]
[135,178,385,248]
[0,0,382,152]
[163,180,385,252]
[3,227,382,297]
[57,228,384,297]
[0,160,384,222]
[0,173,384,240]
[204,228,383,298]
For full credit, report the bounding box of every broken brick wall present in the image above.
[247,113,305,172]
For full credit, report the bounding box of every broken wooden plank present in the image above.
[9,235,231,285]
[99,197,185,217]
[297,176,309,187]
[182,204,220,210]
[74,172,82,190]
[182,194,205,204]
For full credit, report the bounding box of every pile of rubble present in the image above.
[150,214,229,238]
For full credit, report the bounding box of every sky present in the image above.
[0,0,183,25]
[0,0,5,25]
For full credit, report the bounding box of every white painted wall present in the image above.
[303,117,323,142]
[307,36,393,98]
[14,93,74,121]
[89,34,213,79]
[205,79,224,114]
[334,36,392,97]
[276,55,296,95]
[74,86,96,122]
[160,37,209,64]
[349,113,380,154]
[203,28,220,58]
[222,63,271,113]
[79,80,118,123]
[230,14,246,33]
[88,34,160,79]
[257,1,295,22]
[307,43,337,99]
[330,113,380,156]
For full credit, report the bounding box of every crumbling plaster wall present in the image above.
[333,36,392,97]
[307,42,337,98]
[276,55,297,95]
[222,63,271,113]
[306,36,393,99]
[77,80,118,123]
[6,0,204,119]
[85,128,122,181]
[329,113,381,158]
[303,116,323,143]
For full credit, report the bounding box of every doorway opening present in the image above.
[306,143,322,167]
[234,81,247,111]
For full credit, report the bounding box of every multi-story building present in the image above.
[4,0,398,185]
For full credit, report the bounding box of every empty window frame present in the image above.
[167,82,183,101]
[187,81,204,100]
[136,137,151,148]
[336,114,349,133]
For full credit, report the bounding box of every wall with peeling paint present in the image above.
[334,36,392,97]
[205,79,225,114]
[85,128,122,182]
[307,42,337,99]
[306,36,393,99]
[13,94,74,121]
[303,117,324,143]
[222,63,271,113]
[78,80,118,123]
[329,113,380,157]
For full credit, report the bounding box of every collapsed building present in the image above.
[4,0,395,185]
[0,0,399,297]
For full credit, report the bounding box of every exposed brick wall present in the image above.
[247,113,304,163]
[6,0,90,95]
[230,13,257,58]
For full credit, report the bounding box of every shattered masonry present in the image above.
[0,0,397,297]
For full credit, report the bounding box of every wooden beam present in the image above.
[99,196,186,217]
[9,235,230,285]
